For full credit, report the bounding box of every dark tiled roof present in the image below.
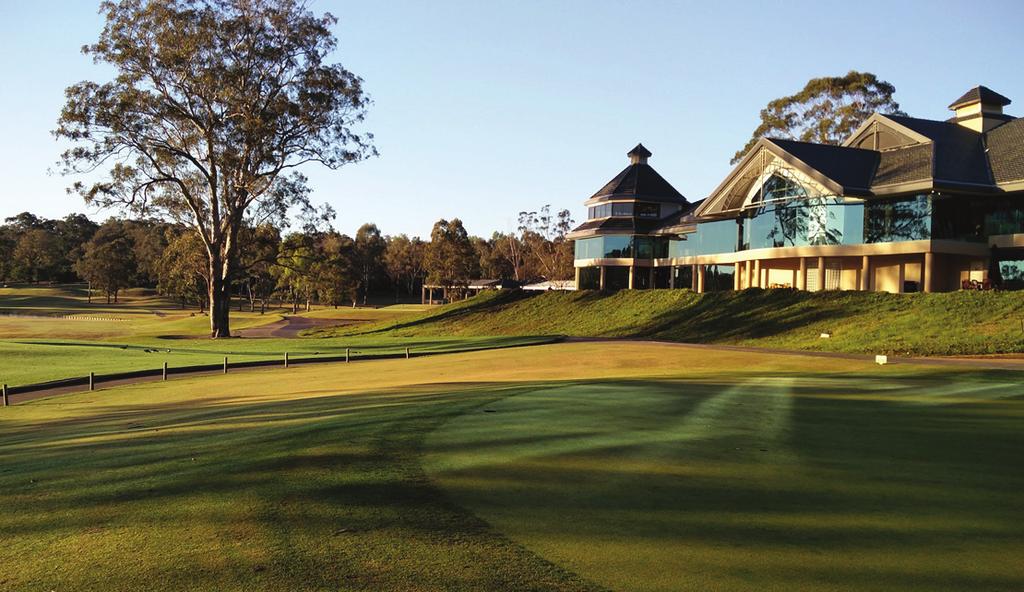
[570,217,665,235]
[949,86,1012,109]
[590,163,687,202]
[986,118,1024,184]
[874,144,932,185]
[652,200,704,233]
[768,138,880,192]
[883,115,992,186]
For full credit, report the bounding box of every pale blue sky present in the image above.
[2,1,1024,238]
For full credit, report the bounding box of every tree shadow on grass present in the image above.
[0,381,604,592]
[425,372,1024,592]
[2,369,1023,590]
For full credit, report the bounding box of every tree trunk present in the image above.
[208,255,231,338]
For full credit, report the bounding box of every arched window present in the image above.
[754,174,807,204]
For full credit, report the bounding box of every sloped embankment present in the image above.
[334,289,1024,356]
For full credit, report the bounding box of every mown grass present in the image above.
[331,289,1024,356]
[0,335,555,386]
[2,342,1022,591]
[0,284,284,340]
[0,285,539,386]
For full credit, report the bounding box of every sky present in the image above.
[2,0,1024,238]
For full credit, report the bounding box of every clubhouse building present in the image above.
[569,86,1024,293]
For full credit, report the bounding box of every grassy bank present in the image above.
[330,289,1024,356]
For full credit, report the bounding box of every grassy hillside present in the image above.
[330,289,1024,356]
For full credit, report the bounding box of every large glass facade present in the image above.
[580,193,1024,264]
[743,197,866,249]
[668,219,740,258]
[932,195,1024,241]
[864,195,931,243]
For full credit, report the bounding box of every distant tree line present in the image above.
[0,206,574,308]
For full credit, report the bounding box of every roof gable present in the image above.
[696,138,877,217]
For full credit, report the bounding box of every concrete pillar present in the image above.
[817,256,826,291]
[898,262,906,294]
[628,266,635,290]
[745,259,753,289]
[669,267,676,289]
[421,285,426,305]
[753,260,761,288]
[734,263,741,290]
[574,267,581,290]
[691,265,698,291]
[923,252,934,293]
[696,265,705,293]
[599,266,606,290]
[860,255,870,291]
[798,258,807,291]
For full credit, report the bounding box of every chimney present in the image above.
[628,143,652,165]
[948,86,1013,132]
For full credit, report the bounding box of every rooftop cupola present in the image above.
[628,143,652,165]
[948,85,1014,132]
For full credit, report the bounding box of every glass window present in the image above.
[704,265,735,292]
[755,174,808,203]
[575,235,666,260]
[653,267,671,289]
[603,235,632,258]
[612,203,634,217]
[865,195,931,243]
[588,204,613,219]
[574,237,603,260]
[634,267,652,289]
[635,203,660,219]
[743,197,863,249]
[577,266,601,290]
[671,219,741,257]
[635,237,653,259]
[672,265,693,289]
[603,266,629,290]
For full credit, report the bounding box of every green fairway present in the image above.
[0,285,518,386]
[0,335,555,386]
[425,371,1024,591]
[1,342,1022,591]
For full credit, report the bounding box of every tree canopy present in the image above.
[55,0,374,336]
[425,219,477,294]
[731,71,903,164]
